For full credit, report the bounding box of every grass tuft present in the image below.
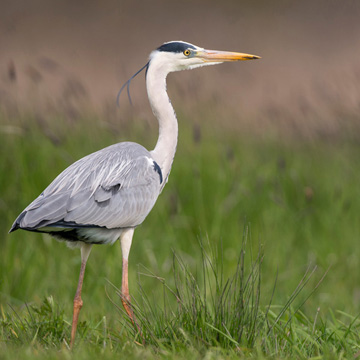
[1,296,68,347]
[105,225,358,358]
[131,227,264,350]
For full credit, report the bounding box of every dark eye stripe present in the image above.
[157,42,196,53]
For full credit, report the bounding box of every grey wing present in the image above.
[11,142,163,232]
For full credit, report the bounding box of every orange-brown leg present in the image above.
[120,229,143,340]
[70,243,92,349]
[121,257,134,319]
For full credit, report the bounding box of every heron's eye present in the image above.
[183,49,191,56]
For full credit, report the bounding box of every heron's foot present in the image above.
[121,293,144,344]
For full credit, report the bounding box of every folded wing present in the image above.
[10,142,163,232]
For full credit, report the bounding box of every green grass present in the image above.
[1,110,360,358]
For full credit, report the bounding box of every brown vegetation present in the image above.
[1,0,360,139]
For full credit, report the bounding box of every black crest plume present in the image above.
[117,61,149,106]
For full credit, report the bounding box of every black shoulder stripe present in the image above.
[153,161,163,184]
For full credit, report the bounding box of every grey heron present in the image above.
[10,41,260,347]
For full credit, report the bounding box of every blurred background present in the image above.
[1,0,360,138]
[1,0,360,328]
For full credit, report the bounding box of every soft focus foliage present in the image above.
[1,110,360,358]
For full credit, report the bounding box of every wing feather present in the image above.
[11,142,163,232]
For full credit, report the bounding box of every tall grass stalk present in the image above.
[109,224,323,354]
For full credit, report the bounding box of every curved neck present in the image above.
[147,64,178,182]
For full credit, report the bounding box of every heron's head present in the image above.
[149,40,260,73]
[117,41,260,106]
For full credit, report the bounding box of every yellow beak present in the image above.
[196,49,261,62]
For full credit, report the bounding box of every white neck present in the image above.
[147,63,178,183]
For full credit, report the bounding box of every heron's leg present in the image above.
[120,228,135,318]
[70,243,92,349]
[120,229,142,336]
